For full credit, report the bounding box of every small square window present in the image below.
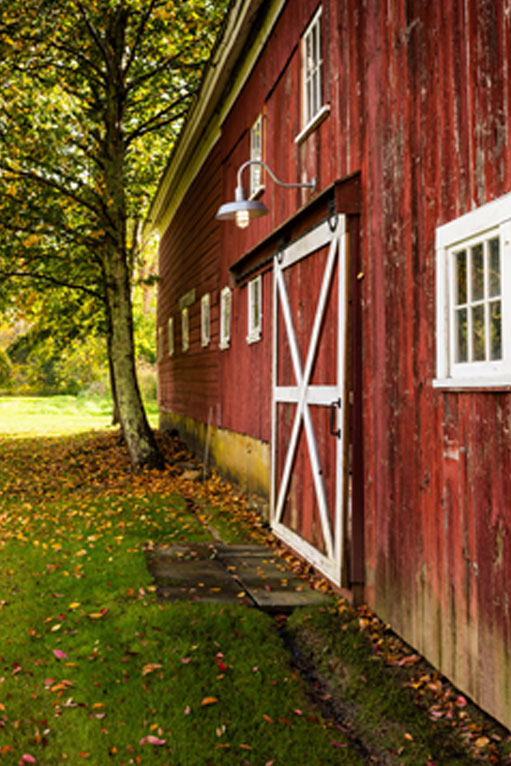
[168,317,174,357]
[219,286,231,350]
[201,293,211,347]
[181,307,189,352]
[249,115,264,197]
[435,193,511,388]
[247,275,262,344]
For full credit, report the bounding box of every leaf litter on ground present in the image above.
[0,428,361,765]
[0,426,509,764]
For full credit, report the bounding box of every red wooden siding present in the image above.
[157,0,511,726]
[157,145,222,425]
[360,0,511,721]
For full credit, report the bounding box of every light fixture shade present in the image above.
[215,198,269,222]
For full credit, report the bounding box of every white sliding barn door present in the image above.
[271,216,348,585]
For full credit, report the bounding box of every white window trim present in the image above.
[434,192,511,389]
[219,286,231,350]
[249,114,265,198]
[181,307,189,352]
[295,104,331,145]
[168,316,174,357]
[295,6,330,145]
[201,293,211,347]
[247,275,262,344]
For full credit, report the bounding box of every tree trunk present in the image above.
[107,343,120,426]
[99,6,163,471]
[104,249,163,471]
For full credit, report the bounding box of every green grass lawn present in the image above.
[0,413,362,765]
[0,399,506,766]
[0,395,158,436]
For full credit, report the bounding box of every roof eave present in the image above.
[145,0,286,238]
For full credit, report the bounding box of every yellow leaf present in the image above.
[475,737,490,748]
[142,663,163,676]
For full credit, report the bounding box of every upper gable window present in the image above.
[295,6,330,144]
[249,115,264,198]
[435,193,511,388]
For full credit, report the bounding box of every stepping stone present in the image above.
[149,543,216,560]
[215,543,271,558]
[146,542,331,612]
[146,548,254,605]
[217,551,329,613]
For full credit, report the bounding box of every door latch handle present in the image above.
[329,398,341,438]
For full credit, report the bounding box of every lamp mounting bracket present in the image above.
[236,160,316,193]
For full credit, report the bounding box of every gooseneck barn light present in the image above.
[216,160,316,229]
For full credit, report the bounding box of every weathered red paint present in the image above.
[156,0,511,728]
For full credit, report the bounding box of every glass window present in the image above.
[168,317,174,357]
[303,8,323,126]
[219,286,231,350]
[181,307,189,352]
[249,115,264,197]
[435,193,511,387]
[247,275,262,344]
[201,293,210,347]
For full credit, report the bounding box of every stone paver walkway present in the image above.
[146,542,330,612]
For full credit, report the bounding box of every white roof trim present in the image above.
[146,0,287,237]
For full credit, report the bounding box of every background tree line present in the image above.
[0,0,228,467]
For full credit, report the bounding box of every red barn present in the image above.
[149,0,511,728]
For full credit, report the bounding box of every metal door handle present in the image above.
[329,398,341,438]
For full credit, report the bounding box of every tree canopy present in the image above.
[0,0,228,467]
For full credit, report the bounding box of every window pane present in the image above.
[490,300,502,360]
[455,250,467,304]
[254,279,261,326]
[488,237,500,297]
[472,304,485,361]
[168,317,174,357]
[456,307,468,362]
[225,293,231,339]
[306,35,312,77]
[471,243,484,301]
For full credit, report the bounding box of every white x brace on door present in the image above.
[271,215,347,585]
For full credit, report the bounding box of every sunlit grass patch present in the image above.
[0,395,158,436]
[0,430,364,765]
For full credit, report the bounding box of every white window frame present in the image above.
[168,316,174,357]
[295,6,330,145]
[249,115,264,198]
[435,192,511,388]
[201,293,211,347]
[247,275,262,344]
[219,286,231,350]
[181,307,189,352]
